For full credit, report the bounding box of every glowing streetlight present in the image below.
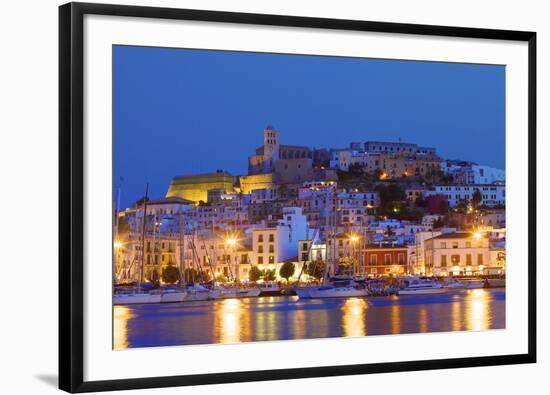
[473,232,482,239]
[225,238,237,247]
[114,240,123,249]
[349,235,360,243]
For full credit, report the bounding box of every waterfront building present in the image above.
[424,232,491,276]
[409,230,443,275]
[298,237,327,265]
[362,243,410,276]
[489,243,506,275]
[425,184,506,207]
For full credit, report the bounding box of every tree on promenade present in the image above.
[161,264,180,284]
[248,266,263,283]
[279,262,296,284]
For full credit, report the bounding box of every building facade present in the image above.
[424,232,490,276]
[363,244,409,276]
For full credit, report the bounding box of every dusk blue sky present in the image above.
[114,45,505,209]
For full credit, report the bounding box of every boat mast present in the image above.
[178,209,184,286]
[113,177,122,289]
[139,183,149,287]
[323,188,334,286]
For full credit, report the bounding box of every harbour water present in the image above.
[114,288,505,349]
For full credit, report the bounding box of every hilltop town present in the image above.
[114,126,506,285]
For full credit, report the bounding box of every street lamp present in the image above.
[225,238,237,247]
[114,240,123,249]
[349,234,360,276]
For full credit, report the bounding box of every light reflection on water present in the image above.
[341,298,367,337]
[113,305,133,349]
[465,289,491,331]
[113,289,505,350]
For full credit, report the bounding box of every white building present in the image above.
[424,232,490,276]
[337,191,378,226]
[250,188,278,204]
[329,149,353,171]
[250,207,308,267]
[457,165,505,185]
[426,184,505,207]
[367,219,403,234]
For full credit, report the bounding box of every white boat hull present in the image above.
[463,281,485,289]
[444,285,465,291]
[160,291,187,303]
[295,287,313,299]
[309,287,368,299]
[398,287,446,295]
[220,288,261,298]
[113,293,162,305]
[184,291,210,301]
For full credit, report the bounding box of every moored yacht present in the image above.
[184,283,213,301]
[308,285,368,298]
[460,278,486,289]
[113,291,162,305]
[443,278,465,290]
[258,282,282,296]
[398,279,445,295]
[159,287,188,303]
[219,286,261,298]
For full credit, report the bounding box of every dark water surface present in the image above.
[114,288,505,349]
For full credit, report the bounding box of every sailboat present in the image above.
[113,184,164,305]
[217,249,260,298]
[298,188,368,299]
[181,216,222,301]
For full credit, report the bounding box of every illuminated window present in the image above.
[398,254,405,265]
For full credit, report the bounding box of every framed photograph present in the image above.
[59,2,536,393]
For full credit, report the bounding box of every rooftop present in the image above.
[429,232,474,239]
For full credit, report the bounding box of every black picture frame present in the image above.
[59,2,537,393]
